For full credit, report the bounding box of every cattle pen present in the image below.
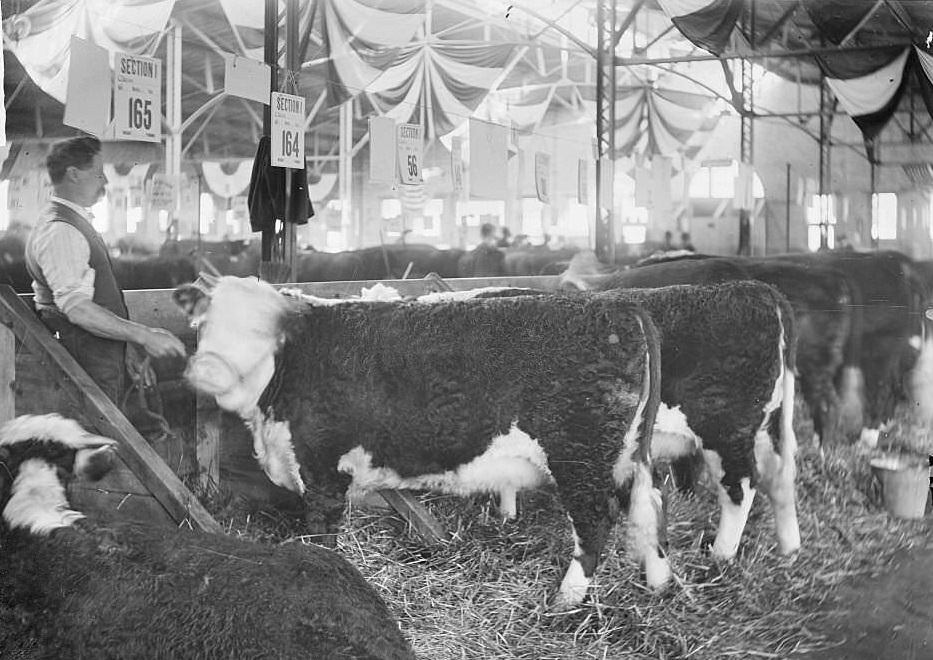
[2,274,932,659]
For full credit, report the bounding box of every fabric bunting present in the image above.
[580,85,720,162]
[363,43,516,139]
[656,0,742,56]
[200,161,253,199]
[2,0,176,103]
[821,47,910,141]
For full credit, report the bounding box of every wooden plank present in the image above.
[196,394,221,491]
[377,489,450,544]
[69,487,177,529]
[0,285,221,534]
[0,319,15,424]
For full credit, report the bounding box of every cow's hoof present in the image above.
[546,591,588,614]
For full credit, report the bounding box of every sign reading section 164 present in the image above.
[113,54,161,143]
[271,92,305,169]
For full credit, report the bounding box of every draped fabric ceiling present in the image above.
[657,0,933,152]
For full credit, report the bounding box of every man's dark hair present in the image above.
[480,222,497,238]
[46,136,102,184]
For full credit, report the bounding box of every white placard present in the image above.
[397,123,423,185]
[534,152,551,204]
[113,53,161,143]
[451,136,464,194]
[577,159,589,205]
[224,55,271,105]
[369,116,396,184]
[270,92,305,169]
[469,118,508,199]
[64,37,111,137]
[148,173,175,211]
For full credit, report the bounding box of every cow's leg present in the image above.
[703,450,755,560]
[547,458,617,609]
[614,444,670,593]
[498,486,518,520]
[755,399,801,556]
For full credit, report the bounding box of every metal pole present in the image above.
[818,74,833,250]
[283,0,299,283]
[165,21,182,239]
[785,162,791,252]
[260,0,278,275]
[339,101,353,248]
[594,0,616,264]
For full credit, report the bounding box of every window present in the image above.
[806,194,836,251]
[689,161,764,199]
[200,193,215,234]
[872,192,897,240]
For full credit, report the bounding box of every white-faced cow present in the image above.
[558,273,801,562]
[0,413,415,660]
[176,276,669,608]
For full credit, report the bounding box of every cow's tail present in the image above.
[903,260,933,425]
[770,292,801,555]
[627,306,669,589]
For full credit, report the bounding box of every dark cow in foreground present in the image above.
[176,276,669,608]
[0,414,414,660]
[481,280,801,561]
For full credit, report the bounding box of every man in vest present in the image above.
[25,136,186,405]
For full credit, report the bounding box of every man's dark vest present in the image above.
[26,202,129,401]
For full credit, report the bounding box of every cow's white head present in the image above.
[0,414,116,534]
[175,276,293,416]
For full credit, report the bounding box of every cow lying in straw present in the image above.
[0,413,414,660]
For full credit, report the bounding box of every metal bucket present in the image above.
[870,455,930,520]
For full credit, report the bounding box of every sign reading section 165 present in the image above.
[114,54,161,143]
[271,92,305,169]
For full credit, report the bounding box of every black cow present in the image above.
[0,413,414,660]
[176,276,668,609]
[563,252,850,444]
[776,250,932,441]
[112,255,197,290]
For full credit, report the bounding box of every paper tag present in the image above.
[397,123,423,185]
[64,37,112,137]
[224,55,271,105]
[270,92,305,169]
[113,53,161,143]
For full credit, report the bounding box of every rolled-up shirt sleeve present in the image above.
[32,223,96,315]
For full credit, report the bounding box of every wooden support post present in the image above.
[196,394,221,492]
[0,317,14,424]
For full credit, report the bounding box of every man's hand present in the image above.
[139,327,186,360]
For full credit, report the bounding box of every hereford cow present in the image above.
[482,280,801,562]
[176,276,669,608]
[0,414,414,660]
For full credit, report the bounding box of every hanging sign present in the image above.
[113,53,161,143]
[534,152,551,204]
[369,116,396,184]
[148,173,175,211]
[64,37,111,137]
[270,92,305,169]
[451,136,464,194]
[397,123,423,185]
[577,159,589,205]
